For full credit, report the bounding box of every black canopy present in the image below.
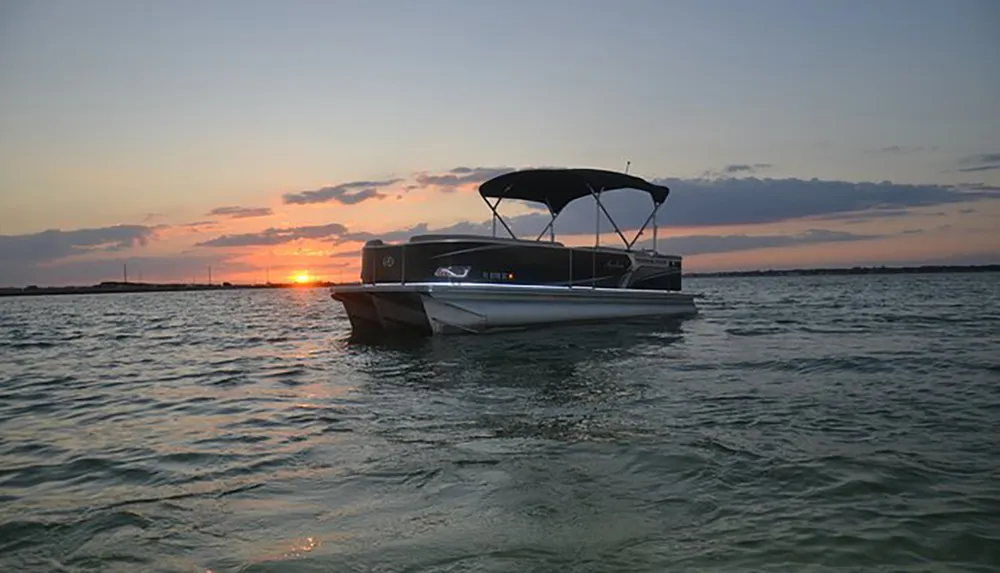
[478,168,670,214]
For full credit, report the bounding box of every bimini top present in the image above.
[478,168,670,214]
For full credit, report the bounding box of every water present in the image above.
[1,273,998,572]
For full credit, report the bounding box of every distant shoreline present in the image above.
[684,264,1000,278]
[0,281,335,298]
[2,264,997,297]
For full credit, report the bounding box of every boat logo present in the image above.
[382,256,395,268]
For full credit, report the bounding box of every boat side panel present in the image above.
[360,239,683,291]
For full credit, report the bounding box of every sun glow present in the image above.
[291,271,312,284]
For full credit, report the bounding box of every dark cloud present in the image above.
[955,153,1000,173]
[722,163,773,175]
[956,165,1000,173]
[282,178,401,205]
[449,176,998,238]
[957,183,1000,192]
[207,206,274,219]
[700,163,773,178]
[635,229,879,256]
[0,225,156,266]
[414,166,514,191]
[182,220,218,228]
[645,177,999,228]
[811,209,950,225]
[811,208,913,222]
[330,175,1000,248]
[196,222,348,248]
[964,153,1000,164]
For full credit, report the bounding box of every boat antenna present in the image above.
[624,160,631,174]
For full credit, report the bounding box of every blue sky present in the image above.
[0,0,998,285]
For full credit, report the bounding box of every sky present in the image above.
[0,0,998,286]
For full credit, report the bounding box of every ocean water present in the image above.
[1,273,999,572]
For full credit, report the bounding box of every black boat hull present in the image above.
[357,235,683,291]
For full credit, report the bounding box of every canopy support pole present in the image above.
[588,187,629,250]
[591,185,599,289]
[481,191,517,240]
[653,209,658,252]
[534,200,559,243]
[627,199,665,250]
[595,188,600,248]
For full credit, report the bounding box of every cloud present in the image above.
[0,225,157,266]
[811,208,913,222]
[331,249,364,258]
[282,178,401,205]
[196,222,348,247]
[334,221,502,245]
[700,163,774,178]
[414,166,515,191]
[810,209,949,225]
[956,165,1000,173]
[637,229,879,256]
[364,175,1000,240]
[722,163,773,175]
[182,220,218,228]
[448,176,999,236]
[326,175,1000,248]
[866,145,939,154]
[956,182,1000,192]
[336,223,431,245]
[645,176,999,228]
[955,153,1000,173]
[2,252,253,287]
[974,153,1000,163]
[207,206,274,219]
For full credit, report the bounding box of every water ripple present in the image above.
[1,275,999,572]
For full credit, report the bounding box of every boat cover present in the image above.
[478,168,669,214]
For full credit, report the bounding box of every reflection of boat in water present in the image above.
[331,167,699,336]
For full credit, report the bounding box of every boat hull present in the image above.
[331,282,697,336]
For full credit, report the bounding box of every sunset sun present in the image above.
[292,271,312,284]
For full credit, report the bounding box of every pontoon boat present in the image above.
[330,167,698,335]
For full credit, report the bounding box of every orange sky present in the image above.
[4,165,1000,287]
